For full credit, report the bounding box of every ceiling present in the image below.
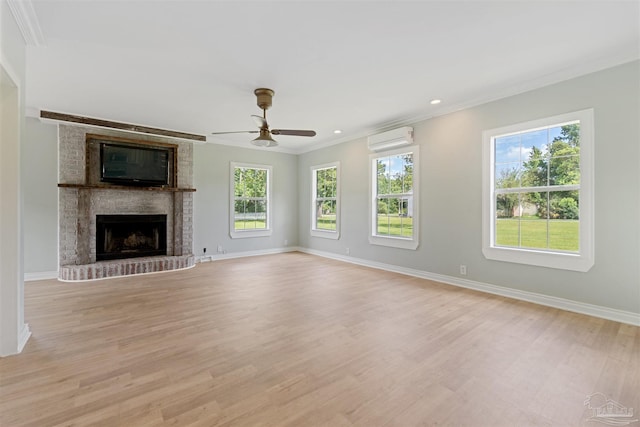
[24,1,639,153]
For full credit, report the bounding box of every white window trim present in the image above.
[230,162,273,239]
[369,145,419,250]
[311,161,340,240]
[482,109,594,272]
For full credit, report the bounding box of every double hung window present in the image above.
[230,162,272,238]
[482,109,594,271]
[369,146,419,250]
[311,162,340,239]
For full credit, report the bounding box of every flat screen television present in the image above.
[100,142,170,187]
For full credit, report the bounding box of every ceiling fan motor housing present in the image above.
[254,88,274,111]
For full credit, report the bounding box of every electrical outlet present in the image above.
[203,247,207,254]
[284,239,288,246]
[459,265,467,275]
[346,247,350,255]
[217,245,223,253]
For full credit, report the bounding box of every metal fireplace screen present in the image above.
[96,214,167,261]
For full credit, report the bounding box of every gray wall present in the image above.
[298,61,640,314]
[192,143,299,257]
[23,118,58,274]
[21,61,639,316]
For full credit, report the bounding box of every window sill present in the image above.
[482,246,593,272]
[311,229,340,240]
[230,229,273,239]
[369,235,418,250]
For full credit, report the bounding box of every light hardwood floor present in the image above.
[1,252,638,426]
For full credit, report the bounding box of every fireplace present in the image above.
[96,214,167,261]
[57,128,195,280]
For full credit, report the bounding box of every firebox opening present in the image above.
[96,214,167,261]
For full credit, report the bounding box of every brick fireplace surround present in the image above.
[57,125,195,281]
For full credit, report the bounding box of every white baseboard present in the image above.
[299,248,640,327]
[18,323,31,353]
[24,271,58,281]
[196,246,299,263]
[0,323,31,357]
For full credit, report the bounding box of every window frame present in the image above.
[482,109,594,272]
[369,145,419,250]
[311,161,340,240]
[229,162,273,239]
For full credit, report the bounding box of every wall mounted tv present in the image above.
[100,142,170,187]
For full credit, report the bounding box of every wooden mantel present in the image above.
[57,183,196,192]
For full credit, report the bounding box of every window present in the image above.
[369,146,419,250]
[311,162,340,239]
[230,162,272,238]
[482,109,594,271]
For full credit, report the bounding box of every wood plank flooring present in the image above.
[1,252,638,426]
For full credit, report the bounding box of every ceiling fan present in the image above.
[211,88,316,147]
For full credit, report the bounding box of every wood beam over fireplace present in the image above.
[40,110,207,142]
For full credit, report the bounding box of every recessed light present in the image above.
[430,99,442,105]
[334,130,342,134]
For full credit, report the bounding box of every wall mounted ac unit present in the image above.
[367,126,414,152]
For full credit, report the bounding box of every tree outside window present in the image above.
[369,146,419,250]
[230,162,272,238]
[311,163,339,238]
[494,123,580,252]
[375,152,414,237]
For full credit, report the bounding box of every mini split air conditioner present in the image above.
[367,126,414,152]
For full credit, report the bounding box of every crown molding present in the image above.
[6,0,44,46]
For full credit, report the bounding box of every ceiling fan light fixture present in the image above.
[251,128,278,147]
[251,139,269,147]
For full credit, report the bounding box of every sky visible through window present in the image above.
[494,126,563,181]
[378,156,409,180]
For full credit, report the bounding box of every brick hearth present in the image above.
[59,255,195,281]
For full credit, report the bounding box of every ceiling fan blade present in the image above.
[211,130,259,135]
[251,115,268,129]
[271,129,317,137]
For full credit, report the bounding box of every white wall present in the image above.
[298,61,640,316]
[23,117,57,275]
[0,0,30,356]
[193,143,298,258]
